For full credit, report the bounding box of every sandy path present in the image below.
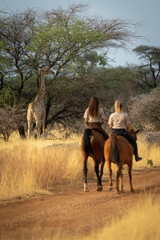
[0,167,160,240]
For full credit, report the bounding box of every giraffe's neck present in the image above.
[35,70,45,102]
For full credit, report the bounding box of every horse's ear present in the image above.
[135,130,140,134]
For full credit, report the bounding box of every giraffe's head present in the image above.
[40,66,54,75]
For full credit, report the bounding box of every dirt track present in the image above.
[0,167,160,240]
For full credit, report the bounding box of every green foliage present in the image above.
[147,159,153,167]
[0,87,17,107]
[0,6,143,131]
[133,45,160,89]
[129,87,160,131]
[133,45,160,62]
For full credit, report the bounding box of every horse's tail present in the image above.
[110,134,119,164]
[83,129,93,155]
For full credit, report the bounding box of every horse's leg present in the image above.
[95,161,103,191]
[120,169,124,193]
[128,163,134,192]
[83,156,89,192]
[116,167,122,193]
[99,158,105,186]
[106,161,113,190]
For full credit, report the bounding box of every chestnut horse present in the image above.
[81,128,106,192]
[104,128,139,193]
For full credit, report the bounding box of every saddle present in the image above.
[90,128,108,141]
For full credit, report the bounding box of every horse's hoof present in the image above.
[97,185,103,191]
[130,189,134,193]
[109,186,113,191]
[120,189,124,193]
[84,188,89,192]
[84,183,89,192]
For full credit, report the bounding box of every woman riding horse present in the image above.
[82,96,109,192]
[108,100,142,164]
[84,96,109,140]
[104,128,139,192]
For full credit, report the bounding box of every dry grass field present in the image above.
[0,134,84,200]
[0,132,159,200]
[0,132,160,240]
[80,194,160,240]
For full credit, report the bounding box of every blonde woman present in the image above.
[84,96,109,140]
[108,100,142,162]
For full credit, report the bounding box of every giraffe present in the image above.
[27,66,54,138]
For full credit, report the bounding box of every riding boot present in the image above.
[134,143,142,162]
[135,155,142,162]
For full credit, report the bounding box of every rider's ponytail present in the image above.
[115,100,121,113]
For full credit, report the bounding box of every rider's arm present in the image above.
[125,113,131,131]
[126,124,130,131]
[84,108,89,126]
[101,118,104,125]
[84,118,89,126]
[108,114,113,129]
[100,108,105,125]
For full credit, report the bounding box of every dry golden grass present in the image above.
[80,194,160,240]
[133,138,160,169]
[0,133,159,200]
[0,133,160,240]
[0,136,95,200]
[27,194,160,240]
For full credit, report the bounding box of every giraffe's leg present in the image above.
[28,121,31,138]
[36,120,40,139]
[27,108,32,138]
[42,111,46,138]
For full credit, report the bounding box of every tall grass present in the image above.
[0,138,95,200]
[81,194,160,240]
[0,134,159,200]
[133,139,160,169]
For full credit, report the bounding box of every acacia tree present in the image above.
[0,105,26,141]
[0,10,37,97]
[0,5,136,135]
[133,45,160,90]
[129,87,160,131]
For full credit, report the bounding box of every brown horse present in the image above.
[81,128,106,192]
[104,128,139,193]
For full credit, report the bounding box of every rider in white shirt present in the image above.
[108,100,142,162]
[84,96,109,140]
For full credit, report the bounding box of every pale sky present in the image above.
[0,0,160,67]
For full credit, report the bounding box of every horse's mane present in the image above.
[129,126,136,134]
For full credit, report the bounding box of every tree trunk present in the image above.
[18,126,26,138]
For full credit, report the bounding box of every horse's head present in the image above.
[129,128,140,140]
